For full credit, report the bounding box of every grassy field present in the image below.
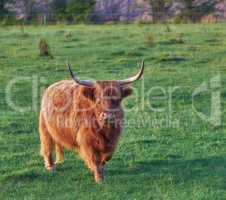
[1,23,226,199]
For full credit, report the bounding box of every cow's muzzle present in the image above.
[99,112,115,123]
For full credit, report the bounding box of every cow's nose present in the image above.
[99,112,108,121]
[99,112,114,121]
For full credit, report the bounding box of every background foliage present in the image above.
[0,0,222,24]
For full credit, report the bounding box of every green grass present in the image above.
[1,23,226,199]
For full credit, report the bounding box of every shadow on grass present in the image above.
[1,163,83,184]
[157,56,187,63]
[158,39,184,46]
[108,156,226,183]
[2,156,226,188]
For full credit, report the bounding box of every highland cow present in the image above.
[39,61,144,182]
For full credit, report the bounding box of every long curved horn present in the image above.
[119,60,144,85]
[67,62,95,87]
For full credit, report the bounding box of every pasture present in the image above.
[1,24,226,199]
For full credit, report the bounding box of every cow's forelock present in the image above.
[96,81,122,110]
[91,82,123,126]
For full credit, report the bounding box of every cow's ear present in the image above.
[121,87,133,98]
[81,87,96,101]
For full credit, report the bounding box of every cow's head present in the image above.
[67,61,144,125]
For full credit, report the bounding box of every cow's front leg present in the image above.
[78,145,104,183]
[55,143,64,164]
[86,157,105,183]
[94,164,104,183]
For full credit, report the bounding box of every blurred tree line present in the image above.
[150,0,217,23]
[52,0,95,22]
[0,0,95,23]
[0,0,10,17]
[0,0,220,24]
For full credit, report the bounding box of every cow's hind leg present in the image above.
[55,143,64,164]
[39,114,55,171]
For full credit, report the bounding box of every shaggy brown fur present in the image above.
[39,80,133,182]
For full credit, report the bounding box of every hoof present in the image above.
[94,174,104,183]
[45,164,55,171]
[55,159,64,165]
[45,161,55,171]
